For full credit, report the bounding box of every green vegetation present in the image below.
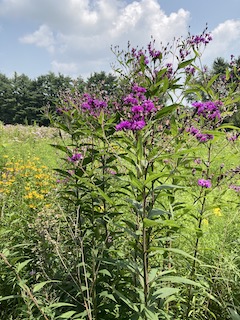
[0,30,240,319]
[0,71,117,126]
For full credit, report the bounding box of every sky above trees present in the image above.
[0,0,239,79]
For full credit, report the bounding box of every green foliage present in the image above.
[1,30,240,320]
[186,54,240,126]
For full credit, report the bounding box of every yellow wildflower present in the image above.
[202,218,209,226]
[213,208,222,217]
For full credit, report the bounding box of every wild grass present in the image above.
[0,124,240,319]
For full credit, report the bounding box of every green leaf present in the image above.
[177,58,195,70]
[143,307,159,320]
[148,208,170,219]
[217,124,240,131]
[154,184,184,191]
[99,291,117,302]
[57,311,77,319]
[149,247,202,264]
[33,280,60,293]
[51,144,69,153]
[97,188,114,205]
[144,172,163,186]
[114,290,139,312]
[16,259,32,273]
[159,276,204,288]
[0,295,20,302]
[152,287,179,299]
[155,104,178,120]
[228,308,240,320]
[137,132,143,161]
[206,73,220,89]
[98,269,112,277]
[130,176,144,192]
[50,302,76,309]
[144,218,180,229]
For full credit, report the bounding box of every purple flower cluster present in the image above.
[116,84,156,132]
[198,179,212,188]
[147,42,161,59]
[192,101,222,121]
[166,63,174,78]
[179,48,190,60]
[227,134,239,142]
[187,126,214,143]
[131,48,149,65]
[81,93,108,117]
[185,66,196,75]
[188,33,212,46]
[68,153,83,162]
[130,41,162,67]
[229,185,240,193]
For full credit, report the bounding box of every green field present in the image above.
[0,124,239,320]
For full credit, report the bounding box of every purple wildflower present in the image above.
[116,84,155,132]
[131,105,144,113]
[142,100,156,113]
[68,153,83,162]
[192,101,222,121]
[185,66,196,75]
[131,120,146,131]
[195,133,214,143]
[198,179,212,188]
[108,169,117,175]
[229,185,240,193]
[194,158,202,164]
[116,120,132,131]
[188,126,199,135]
[188,33,212,46]
[227,134,238,142]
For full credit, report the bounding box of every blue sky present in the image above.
[0,0,239,79]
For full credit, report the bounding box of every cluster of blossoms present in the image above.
[81,93,108,117]
[179,48,190,60]
[147,42,161,59]
[116,84,156,131]
[187,33,212,47]
[131,48,149,65]
[68,152,83,163]
[192,101,222,121]
[227,133,239,142]
[130,41,161,66]
[198,179,212,188]
[186,126,214,143]
[185,66,196,75]
[229,184,240,193]
[56,92,108,118]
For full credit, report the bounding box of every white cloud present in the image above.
[0,0,191,77]
[19,24,55,53]
[51,60,78,76]
[203,19,240,64]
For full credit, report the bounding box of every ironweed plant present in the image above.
[1,29,240,319]
[49,29,240,320]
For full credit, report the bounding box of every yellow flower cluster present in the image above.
[0,156,56,209]
[202,207,223,227]
[213,207,222,217]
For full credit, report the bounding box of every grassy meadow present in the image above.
[0,123,239,319]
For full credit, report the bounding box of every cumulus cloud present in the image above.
[19,24,55,53]
[0,0,191,77]
[202,19,240,64]
[51,60,79,76]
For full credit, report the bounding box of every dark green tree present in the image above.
[0,73,15,124]
[87,71,117,95]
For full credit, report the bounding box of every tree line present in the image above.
[0,56,239,126]
[0,71,117,125]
